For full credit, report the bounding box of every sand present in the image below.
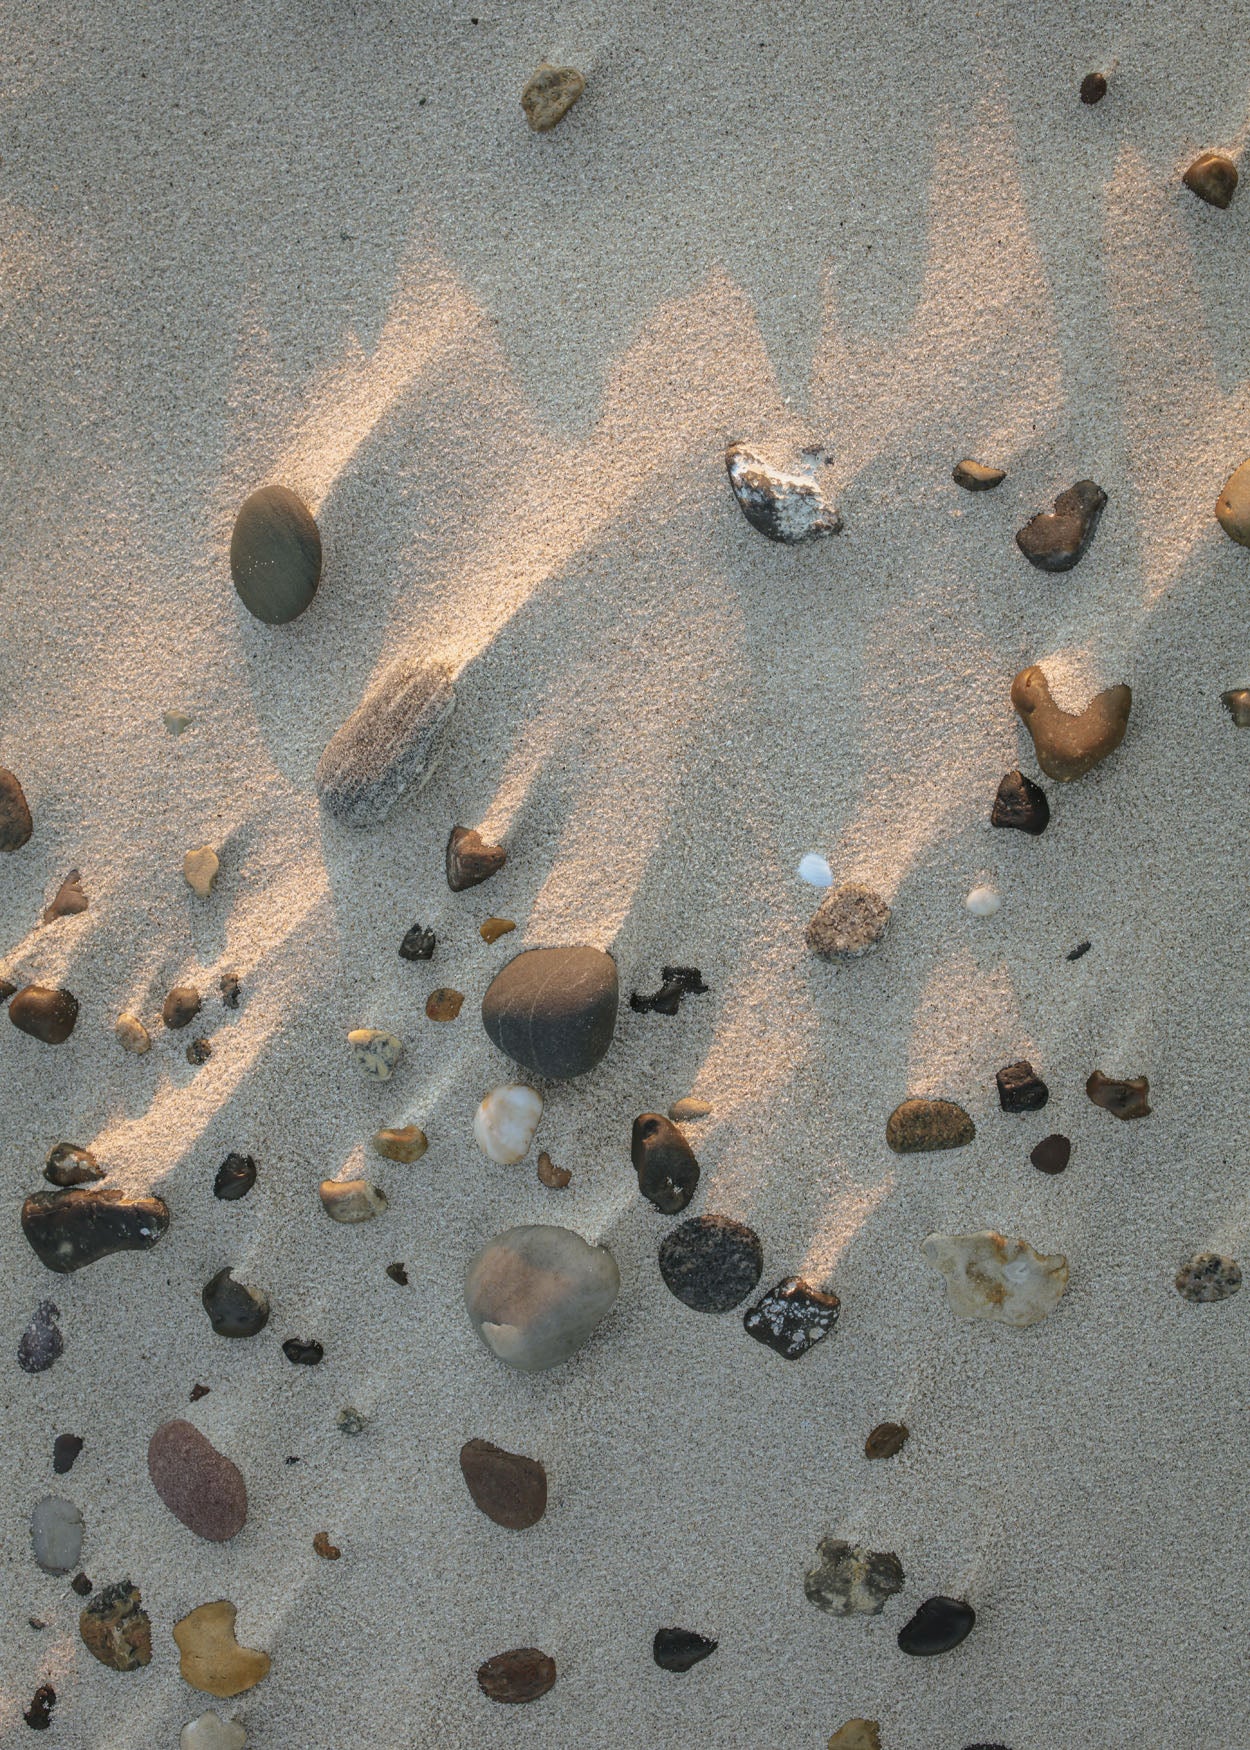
[2,2,1249,1744]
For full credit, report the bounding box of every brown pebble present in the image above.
[952,459,1006,491]
[1222,689,1250,726]
[10,985,79,1044]
[23,1683,56,1730]
[43,870,88,923]
[1031,1133,1072,1174]
[190,1383,210,1402]
[446,825,506,891]
[1011,665,1131,782]
[1183,151,1238,209]
[44,1143,104,1187]
[426,987,464,1021]
[71,1572,93,1596]
[0,977,15,1001]
[0,765,33,851]
[1086,1070,1151,1120]
[373,1125,428,1163]
[480,916,517,943]
[147,1420,247,1541]
[864,1421,909,1460]
[220,969,241,1008]
[459,1438,548,1529]
[885,1097,975,1153]
[536,1150,571,1188]
[521,63,585,132]
[186,1037,212,1065]
[163,985,202,1029]
[313,1530,341,1560]
[1080,71,1107,104]
[79,1581,151,1670]
[476,1647,556,1703]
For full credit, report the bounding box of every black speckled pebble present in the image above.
[659,1215,763,1313]
[743,1277,839,1358]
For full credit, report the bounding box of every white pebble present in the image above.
[798,853,833,887]
[181,1713,247,1750]
[965,885,1001,918]
[473,1084,543,1164]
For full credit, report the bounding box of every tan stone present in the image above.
[1011,665,1131,782]
[922,1230,1068,1326]
[184,846,220,898]
[319,1178,387,1222]
[521,64,585,132]
[829,1724,882,1750]
[1216,457,1250,545]
[115,1012,152,1054]
[373,1125,427,1163]
[173,1601,270,1698]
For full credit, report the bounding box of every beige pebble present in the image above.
[348,1027,402,1080]
[521,63,585,132]
[373,1125,427,1163]
[181,1714,247,1750]
[115,1012,152,1054]
[319,1179,388,1223]
[164,710,194,736]
[184,846,220,898]
[668,1097,712,1121]
[172,1600,270,1698]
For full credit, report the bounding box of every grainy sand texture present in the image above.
[3,2,1250,1745]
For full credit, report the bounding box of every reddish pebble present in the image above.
[147,1419,247,1541]
[476,1647,556,1703]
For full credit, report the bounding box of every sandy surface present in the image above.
[3,2,1249,1745]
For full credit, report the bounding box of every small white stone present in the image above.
[181,1713,247,1750]
[473,1084,544,1164]
[965,884,1001,918]
[183,845,220,898]
[798,853,833,887]
[319,1178,388,1222]
[348,1028,402,1080]
[115,1012,152,1054]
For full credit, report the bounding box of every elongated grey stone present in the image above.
[316,657,456,828]
[31,1496,84,1574]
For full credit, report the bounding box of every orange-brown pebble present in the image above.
[480,917,517,944]
[426,988,464,1022]
[536,1151,571,1189]
[313,1531,341,1560]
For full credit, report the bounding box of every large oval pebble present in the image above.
[229,485,321,624]
[147,1420,247,1541]
[481,945,618,1079]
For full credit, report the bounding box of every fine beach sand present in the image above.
[3,3,1250,1745]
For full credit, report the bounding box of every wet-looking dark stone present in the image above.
[659,1215,763,1313]
[897,1595,976,1656]
[21,1189,170,1273]
[202,1267,270,1338]
[996,1061,1049,1112]
[990,770,1049,835]
[629,966,709,1016]
[631,1114,700,1213]
[1016,480,1106,571]
[653,1627,718,1672]
[399,923,436,961]
[213,1153,256,1201]
[743,1277,840,1359]
[482,945,618,1080]
[283,1337,324,1365]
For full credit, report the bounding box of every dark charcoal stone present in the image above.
[996,1060,1049,1112]
[202,1268,270,1338]
[386,1262,409,1285]
[10,985,78,1044]
[0,765,33,851]
[631,1114,700,1213]
[458,1438,548,1529]
[220,969,241,1008]
[1031,1133,1071,1175]
[653,1628,718,1672]
[186,1037,212,1065]
[213,1153,256,1201]
[71,1573,93,1596]
[743,1277,839,1358]
[23,1683,56,1730]
[1067,941,1092,961]
[283,1337,324,1365]
[1016,480,1106,571]
[21,1189,170,1273]
[190,1384,210,1402]
[1080,71,1107,102]
[864,1421,909,1460]
[162,986,201,1029]
[990,770,1049,835]
[230,484,322,624]
[1184,152,1238,209]
[897,1595,976,1656]
[1086,1070,1151,1119]
[482,945,618,1080]
[952,459,1006,490]
[659,1215,763,1313]
[18,1300,63,1373]
[43,870,87,923]
[44,1144,104,1187]
[53,1433,84,1474]
[399,923,436,961]
[476,1647,556,1704]
[629,966,708,1016]
[446,825,506,891]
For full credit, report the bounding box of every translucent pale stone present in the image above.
[474,1085,543,1164]
[965,884,1001,917]
[798,853,833,887]
[181,1714,247,1750]
[922,1230,1068,1326]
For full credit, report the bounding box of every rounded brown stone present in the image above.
[426,987,464,1022]
[0,766,33,851]
[459,1438,548,1529]
[1086,1070,1151,1120]
[147,1420,247,1541]
[864,1421,909,1460]
[10,985,78,1044]
[163,986,202,1029]
[1011,665,1131,782]
[476,1647,556,1703]
[1183,151,1238,209]
[885,1098,975,1153]
[521,64,584,132]
[1031,1133,1072,1174]
[79,1581,152,1671]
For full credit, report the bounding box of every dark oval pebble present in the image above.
[44,1143,104,1187]
[1080,71,1107,103]
[386,1262,409,1285]
[996,1060,1049,1112]
[162,985,201,1029]
[53,1433,84,1474]
[864,1421,909,1460]
[213,1153,256,1201]
[1016,479,1106,571]
[897,1594,976,1656]
[0,765,33,851]
[653,1627,718,1672]
[743,1277,840,1358]
[230,484,322,624]
[1183,151,1238,209]
[447,825,506,891]
[399,923,436,961]
[990,770,1049,835]
[632,1113,700,1213]
[482,944,619,1080]
[18,1300,63,1373]
[71,1572,93,1596]
[459,1437,548,1529]
[147,1418,247,1541]
[1030,1133,1071,1175]
[22,1188,170,1273]
[283,1337,324,1365]
[476,1647,556,1704]
[659,1215,763,1313]
[202,1267,270,1338]
[10,985,78,1044]
[23,1683,56,1730]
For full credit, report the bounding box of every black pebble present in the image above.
[1067,940,1091,961]
[630,965,708,1016]
[743,1277,840,1359]
[186,1037,212,1065]
[990,770,1049,835]
[1080,71,1107,103]
[386,1262,409,1285]
[21,1188,170,1273]
[23,1684,56,1730]
[1016,480,1106,571]
[214,1152,257,1201]
[283,1338,324,1365]
[996,1060,1049,1112]
[70,1573,92,1597]
[632,1114,700,1213]
[659,1215,763,1313]
[653,1627,718,1671]
[897,1595,976,1656]
[17,1300,63,1373]
[202,1267,270,1338]
[399,924,436,961]
[1031,1134,1071,1175]
[53,1433,83,1474]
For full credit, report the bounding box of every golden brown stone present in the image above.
[79,1582,151,1671]
[313,1531,341,1559]
[864,1421,909,1460]
[1011,665,1131,781]
[173,1600,270,1697]
[521,64,584,132]
[426,987,464,1022]
[1086,1070,1151,1119]
[536,1150,571,1188]
[480,917,516,944]
[373,1125,427,1163]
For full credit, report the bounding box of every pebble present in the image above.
[374,1125,427,1163]
[80,1581,152,1670]
[163,985,202,1029]
[804,1537,905,1616]
[922,1229,1068,1325]
[336,1407,366,1434]
[24,1685,56,1731]
[798,852,833,886]
[1031,1133,1072,1174]
[22,1188,170,1272]
[54,1433,84,1472]
[213,1153,256,1200]
[45,1142,104,1186]
[1080,71,1108,103]
[1067,940,1092,961]
[313,1531,340,1560]
[476,1647,556,1703]
[0,765,33,850]
[190,1384,210,1402]
[398,923,436,961]
[229,484,321,624]
[385,1262,409,1285]
[187,1037,212,1065]
[952,459,1006,490]
[317,657,456,827]
[43,869,87,922]
[991,769,1050,834]
[481,944,619,1078]
[806,883,891,958]
[72,1571,93,1595]
[465,1224,620,1371]
[537,1149,571,1188]
[148,1420,247,1541]
[965,884,1001,917]
[320,1178,388,1222]
[1184,151,1238,208]
[669,1097,712,1121]
[1175,1252,1242,1303]
[446,824,506,890]
[828,1724,881,1750]
[521,62,585,131]
[181,1714,248,1750]
[1086,1069,1151,1119]
[184,846,220,898]
[480,916,516,943]
[163,709,193,735]
[864,1421,909,1460]
[1016,479,1106,570]
[220,970,241,1009]
[653,1628,718,1672]
[348,1027,402,1079]
[283,1338,323,1365]
[30,1496,84,1573]
[1222,688,1250,725]
[10,984,79,1043]
[474,1084,544,1164]
[174,1600,271,1696]
[459,1438,548,1529]
[996,1060,1049,1111]
[885,1097,975,1153]
[725,442,843,542]
[18,1300,63,1373]
[202,1269,270,1339]
[632,1113,700,1213]
[115,1012,152,1053]
[658,1214,763,1313]
[426,986,464,1021]
[629,965,708,1015]
[1217,459,1250,549]
[1011,665,1131,782]
[897,1594,976,1656]
[743,1277,840,1358]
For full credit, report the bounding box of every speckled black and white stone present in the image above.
[725,443,842,543]
[804,1537,904,1616]
[658,1214,763,1313]
[743,1277,840,1359]
[1175,1252,1242,1303]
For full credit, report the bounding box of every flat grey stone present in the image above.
[31,1496,84,1574]
[465,1224,619,1371]
[482,945,618,1079]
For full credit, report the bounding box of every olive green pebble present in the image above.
[229,485,322,625]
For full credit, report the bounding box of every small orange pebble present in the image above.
[480,917,516,944]
[536,1150,571,1189]
[425,988,464,1022]
[313,1531,340,1560]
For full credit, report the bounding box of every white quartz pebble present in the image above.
[965,884,1001,918]
[473,1084,543,1164]
[181,1713,247,1750]
[798,853,833,887]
